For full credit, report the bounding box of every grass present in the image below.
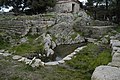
[113,25,120,33]
[8,34,44,56]
[9,42,44,56]
[0,43,112,80]
[0,35,10,49]
[66,43,112,80]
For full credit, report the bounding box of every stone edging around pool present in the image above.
[0,46,86,67]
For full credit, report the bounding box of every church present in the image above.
[54,0,81,13]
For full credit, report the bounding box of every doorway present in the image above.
[72,4,75,12]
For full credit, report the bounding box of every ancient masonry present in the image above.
[54,0,80,13]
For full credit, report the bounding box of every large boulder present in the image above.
[109,52,120,67]
[91,65,120,80]
[48,22,85,45]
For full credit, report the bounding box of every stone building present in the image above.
[54,0,80,13]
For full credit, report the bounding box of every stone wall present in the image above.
[0,14,56,36]
[78,26,114,38]
[54,1,80,13]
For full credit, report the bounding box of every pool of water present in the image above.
[54,43,86,61]
[26,43,86,62]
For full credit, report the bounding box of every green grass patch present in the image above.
[9,43,44,56]
[71,33,77,40]
[8,34,44,56]
[66,43,112,80]
[0,35,10,49]
[113,25,120,33]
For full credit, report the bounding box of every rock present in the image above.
[18,57,32,65]
[45,61,59,66]
[112,41,120,47]
[110,40,119,45]
[24,58,32,65]
[108,62,120,67]
[56,13,74,23]
[20,37,28,43]
[40,62,45,66]
[104,35,109,38]
[46,48,54,57]
[112,47,120,52]
[42,33,56,58]
[51,41,56,49]
[44,43,50,50]
[74,46,86,52]
[112,47,120,55]
[12,55,22,60]
[67,54,74,58]
[86,38,97,43]
[113,33,120,40]
[31,59,42,67]
[78,10,89,19]
[109,52,120,67]
[0,53,3,55]
[2,53,11,57]
[90,20,114,26]
[29,57,36,65]
[77,46,87,50]
[0,50,5,53]
[110,36,116,40]
[110,40,120,47]
[74,49,80,52]
[58,60,65,64]
[63,56,72,61]
[91,66,120,80]
[71,52,77,55]
[18,57,26,62]
[101,37,109,44]
[49,22,85,45]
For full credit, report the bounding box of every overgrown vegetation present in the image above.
[8,34,44,56]
[0,43,112,80]
[0,35,10,49]
[113,25,120,33]
[66,43,112,79]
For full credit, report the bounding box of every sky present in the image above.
[0,0,88,12]
[80,0,88,3]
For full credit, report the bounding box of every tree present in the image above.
[0,0,28,13]
[0,0,56,14]
[27,0,56,14]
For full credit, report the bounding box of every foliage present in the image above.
[66,43,112,79]
[0,0,56,14]
[71,33,77,40]
[113,25,120,33]
[0,0,28,13]
[8,34,44,56]
[85,0,120,24]
[27,0,56,13]
[0,35,10,49]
